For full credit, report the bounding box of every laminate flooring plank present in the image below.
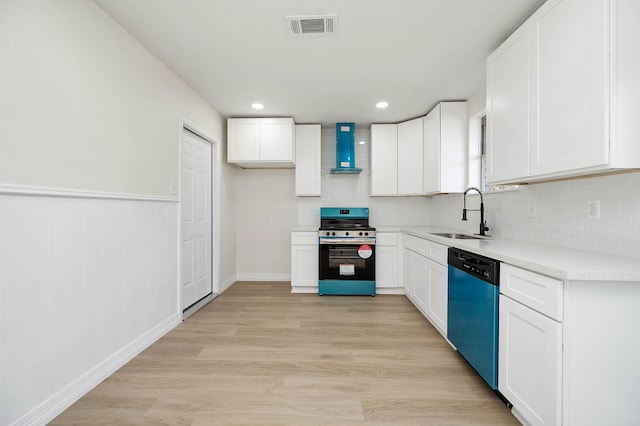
[51,281,518,425]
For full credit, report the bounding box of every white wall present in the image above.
[0,1,235,424]
[235,169,297,280]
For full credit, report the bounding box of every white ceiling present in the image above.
[94,0,544,127]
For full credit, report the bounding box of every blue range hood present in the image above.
[331,122,362,174]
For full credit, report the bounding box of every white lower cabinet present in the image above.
[426,259,448,334]
[499,263,563,426]
[499,263,640,426]
[290,232,318,293]
[499,295,562,426]
[375,232,402,290]
[403,234,448,338]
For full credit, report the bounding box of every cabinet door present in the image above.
[371,124,398,196]
[530,0,609,175]
[486,23,531,183]
[409,251,429,312]
[291,244,318,287]
[259,118,294,161]
[397,117,424,195]
[295,124,321,196]
[426,259,447,335]
[423,106,441,194]
[403,249,414,296]
[376,245,398,288]
[227,118,260,162]
[499,295,562,426]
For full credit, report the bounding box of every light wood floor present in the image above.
[52,282,518,425]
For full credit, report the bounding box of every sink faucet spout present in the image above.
[462,187,490,236]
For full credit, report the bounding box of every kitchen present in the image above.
[2,0,640,425]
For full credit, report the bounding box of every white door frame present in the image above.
[178,118,221,319]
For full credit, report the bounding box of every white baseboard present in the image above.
[218,275,236,293]
[375,288,406,295]
[17,313,181,426]
[235,273,291,282]
[291,286,318,294]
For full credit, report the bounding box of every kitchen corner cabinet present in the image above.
[403,234,448,337]
[370,124,398,196]
[499,263,640,426]
[295,124,321,196]
[423,102,468,194]
[290,232,318,293]
[375,232,402,291]
[227,117,295,168]
[371,118,424,196]
[487,0,640,184]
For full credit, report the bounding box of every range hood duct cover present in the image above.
[331,123,362,174]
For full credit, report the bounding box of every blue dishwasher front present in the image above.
[447,247,500,390]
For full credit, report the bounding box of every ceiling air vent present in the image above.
[287,14,337,36]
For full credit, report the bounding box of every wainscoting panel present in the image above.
[0,193,179,425]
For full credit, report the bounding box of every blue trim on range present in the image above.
[318,280,376,296]
[447,264,499,390]
[320,207,369,220]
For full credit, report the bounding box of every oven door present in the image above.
[318,240,375,281]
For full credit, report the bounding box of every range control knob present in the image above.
[345,232,350,236]
[326,232,330,236]
[359,232,363,236]
[331,232,336,236]
[364,232,369,236]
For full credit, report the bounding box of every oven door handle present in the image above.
[319,238,376,245]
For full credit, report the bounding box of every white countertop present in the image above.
[400,226,640,282]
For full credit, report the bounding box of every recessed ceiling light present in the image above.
[376,101,389,109]
[251,103,264,110]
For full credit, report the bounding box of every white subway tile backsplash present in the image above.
[430,171,640,260]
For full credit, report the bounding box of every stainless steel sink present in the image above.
[430,232,483,240]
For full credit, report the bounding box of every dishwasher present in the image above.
[447,247,500,390]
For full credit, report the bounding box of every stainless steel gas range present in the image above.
[318,207,376,296]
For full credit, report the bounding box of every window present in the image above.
[470,113,518,193]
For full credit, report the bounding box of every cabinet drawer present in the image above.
[291,232,318,245]
[500,264,563,321]
[405,234,429,257]
[427,242,447,266]
[376,232,398,246]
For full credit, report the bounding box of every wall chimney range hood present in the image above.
[331,122,362,174]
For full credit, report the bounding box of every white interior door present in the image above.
[181,128,212,313]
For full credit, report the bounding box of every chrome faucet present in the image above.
[462,187,489,236]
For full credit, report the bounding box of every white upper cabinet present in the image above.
[531,0,608,176]
[371,118,425,196]
[423,102,468,194]
[397,117,424,195]
[295,124,321,196]
[486,23,532,183]
[487,0,640,184]
[227,117,295,168]
[370,124,398,196]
